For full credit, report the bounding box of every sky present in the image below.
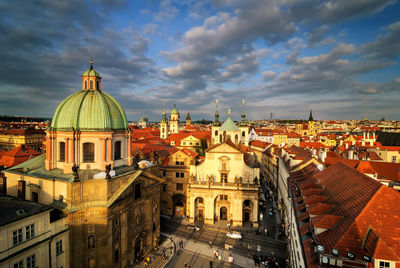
[1,0,400,122]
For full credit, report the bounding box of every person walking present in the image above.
[228,254,234,263]
[209,241,212,248]
[179,240,184,249]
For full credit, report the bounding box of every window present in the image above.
[25,224,34,240]
[90,80,93,89]
[379,261,390,268]
[0,175,6,195]
[175,172,184,178]
[88,235,95,249]
[134,183,141,200]
[18,180,26,199]
[221,173,227,183]
[183,142,186,145]
[114,248,120,263]
[83,142,95,162]
[26,254,36,268]
[162,170,166,177]
[31,192,38,203]
[59,142,65,162]
[392,156,397,162]
[242,131,245,137]
[220,195,228,200]
[96,81,99,90]
[114,141,121,160]
[176,161,184,165]
[162,185,167,192]
[85,80,87,89]
[56,240,63,255]
[176,183,183,191]
[13,228,23,246]
[215,130,218,136]
[13,260,23,268]
[197,197,203,204]
[244,200,250,207]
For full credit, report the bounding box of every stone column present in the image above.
[107,138,112,163]
[66,138,70,164]
[204,196,214,225]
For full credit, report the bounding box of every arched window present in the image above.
[96,81,99,90]
[90,80,93,89]
[235,135,238,144]
[88,234,95,249]
[85,81,87,89]
[114,141,121,160]
[215,130,218,136]
[59,142,65,162]
[83,142,95,162]
[242,131,245,137]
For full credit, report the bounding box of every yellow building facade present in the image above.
[188,141,260,227]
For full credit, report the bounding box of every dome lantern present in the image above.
[81,57,102,91]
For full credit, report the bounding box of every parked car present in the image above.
[186,224,200,231]
[226,231,242,240]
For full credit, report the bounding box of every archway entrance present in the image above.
[243,199,253,223]
[194,197,204,223]
[220,207,227,220]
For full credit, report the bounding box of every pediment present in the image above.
[207,142,241,153]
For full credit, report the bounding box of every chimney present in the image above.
[348,148,354,160]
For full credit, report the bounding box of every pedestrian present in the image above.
[228,254,234,263]
[265,228,268,236]
[180,240,184,249]
[209,260,213,268]
[209,241,212,248]
[227,222,231,230]
[184,262,188,268]
[216,250,219,259]
[213,249,216,259]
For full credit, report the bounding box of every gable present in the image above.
[207,142,241,154]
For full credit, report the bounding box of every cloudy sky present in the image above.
[1,0,400,121]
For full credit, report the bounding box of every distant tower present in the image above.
[270,112,273,120]
[240,99,247,127]
[212,99,221,145]
[239,99,249,145]
[186,112,191,127]
[160,105,169,139]
[308,109,314,121]
[169,104,180,134]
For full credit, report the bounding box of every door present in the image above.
[220,207,227,220]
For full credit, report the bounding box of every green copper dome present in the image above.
[171,104,179,115]
[82,69,101,77]
[51,90,128,131]
[218,116,240,131]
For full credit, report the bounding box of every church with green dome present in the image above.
[45,58,133,172]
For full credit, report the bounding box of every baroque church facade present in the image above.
[187,100,260,227]
[2,60,163,268]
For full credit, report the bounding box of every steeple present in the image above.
[308,109,314,121]
[186,112,191,127]
[161,104,167,123]
[214,99,221,126]
[90,56,94,70]
[240,99,247,126]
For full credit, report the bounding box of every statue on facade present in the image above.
[253,177,258,185]
[105,164,112,179]
[133,151,140,169]
[72,164,80,182]
[153,151,159,164]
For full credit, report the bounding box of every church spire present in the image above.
[161,103,167,123]
[240,99,247,126]
[308,109,314,121]
[214,99,221,126]
[90,56,94,70]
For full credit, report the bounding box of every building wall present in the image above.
[0,211,69,268]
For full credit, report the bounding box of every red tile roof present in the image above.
[0,145,41,167]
